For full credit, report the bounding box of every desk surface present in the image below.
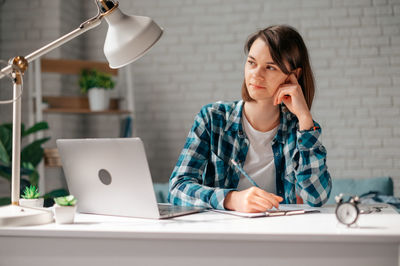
[1,204,399,243]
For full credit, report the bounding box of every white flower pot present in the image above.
[19,198,44,208]
[53,205,77,224]
[88,88,110,111]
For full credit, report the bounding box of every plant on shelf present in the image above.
[53,195,78,224]
[79,68,115,111]
[19,185,44,208]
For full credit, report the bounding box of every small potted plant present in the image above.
[53,195,77,224]
[79,69,115,111]
[19,185,44,208]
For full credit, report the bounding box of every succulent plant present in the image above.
[21,185,40,199]
[54,195,77,206]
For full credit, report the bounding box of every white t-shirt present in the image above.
[237,114,278,193]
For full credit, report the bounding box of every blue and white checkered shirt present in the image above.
[168,100,332,210]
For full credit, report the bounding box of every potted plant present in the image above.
[53,195,77,224]
[19,185,44,208]
[0,122,50,188]
[0,121,69,207]
[79,69,115,111]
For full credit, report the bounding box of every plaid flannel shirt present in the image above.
[168,100,332,210]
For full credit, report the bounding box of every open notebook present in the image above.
[213,204,320,218]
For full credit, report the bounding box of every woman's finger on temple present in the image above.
[275,87,293,105]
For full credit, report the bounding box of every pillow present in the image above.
[326,176,393,204]
[153,183,170,203]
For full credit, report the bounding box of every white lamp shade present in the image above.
[103,8,163,69]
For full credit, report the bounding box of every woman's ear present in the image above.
[294,68,302,79]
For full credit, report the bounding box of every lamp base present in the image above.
[0,205,53,226]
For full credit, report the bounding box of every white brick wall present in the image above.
[0,0,399,198]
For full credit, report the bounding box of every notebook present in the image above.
[213,204,320,218]
[56,137,204,219]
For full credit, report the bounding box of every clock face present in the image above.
[336,203,359,225]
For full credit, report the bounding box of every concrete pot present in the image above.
[19,198,44,208]
[53,205,77,224]
[88,88,110,111]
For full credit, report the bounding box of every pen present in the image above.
[230,159,260,188]
[211,150,261,189]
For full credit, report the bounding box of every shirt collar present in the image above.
[224,100,294,143]
[224,100,245,136]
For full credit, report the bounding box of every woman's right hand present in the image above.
[223,187,283,213]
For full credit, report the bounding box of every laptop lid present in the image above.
[56,138,161,219]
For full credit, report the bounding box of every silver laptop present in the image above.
[56,138,204,219]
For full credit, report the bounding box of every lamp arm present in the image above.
[0,10,103,205]
[0,14,103,80]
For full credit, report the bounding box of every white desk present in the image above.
[0,205,399,266]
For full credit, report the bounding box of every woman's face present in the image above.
[244,38,289,102]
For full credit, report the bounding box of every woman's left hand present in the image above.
[273,73,314,130]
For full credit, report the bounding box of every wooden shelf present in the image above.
[44,148,62,168]
[43,108,130,114]
[40,96,130,115]
[41,58,118,76]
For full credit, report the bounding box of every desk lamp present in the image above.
[0,0,163,226]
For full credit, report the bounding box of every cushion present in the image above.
[326,176,393,204]
[153,183,170,203]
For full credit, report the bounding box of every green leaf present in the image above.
[28,169,39,188]
[22,185,40,199]
[0,140,10,166]
[21,163,39,187]
[1,123,12,131]
[22,121,49,137]
[54,197,68,206]
[20,137,50,167]
[54,195,77,206]
[20,162,35,177]
[44,188,69,199]
[0,125,12,156]
[0,197,10,206]
[0,166,11,181]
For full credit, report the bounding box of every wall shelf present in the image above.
[41,96,130,114]
[41,58,118,75]
[43,109,130,114]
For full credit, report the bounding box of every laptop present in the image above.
[56,138,204,219]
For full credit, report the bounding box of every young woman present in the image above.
[168,25,332,213]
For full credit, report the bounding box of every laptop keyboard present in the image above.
[158,204,203,217]
[158,204,183,216]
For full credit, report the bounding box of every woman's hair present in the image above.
[242,25,315,110]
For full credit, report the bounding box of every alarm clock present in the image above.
[335,193,360,226]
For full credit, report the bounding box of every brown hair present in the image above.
[241,25,315,110]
